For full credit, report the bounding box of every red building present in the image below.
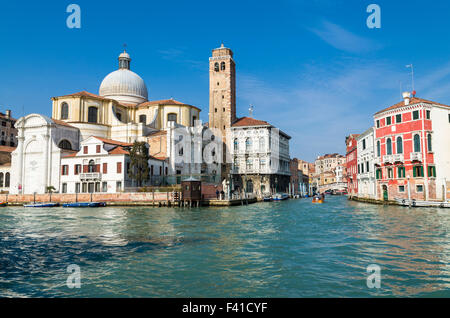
[345,134,359,197]
[373,92,450,201]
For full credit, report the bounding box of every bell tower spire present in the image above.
[118,45,131,70]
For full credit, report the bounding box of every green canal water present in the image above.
[0,196,449,297]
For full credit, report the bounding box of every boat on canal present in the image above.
[395,198,450,208]
[263,196,273,202]
[23,202,60,208]
[62,202,106,208]
[0,201,8,207]
[272,193,289,201]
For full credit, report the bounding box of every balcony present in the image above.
[80,172,102,180]
[410,152,422,162]
[383,155,394,164]
[393,154,404,163]
[374,157,381,166]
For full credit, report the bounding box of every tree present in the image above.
[128,141,150,187]
[46,186,56,193]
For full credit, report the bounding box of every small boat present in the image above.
[263,196,272,202]
[312,196,324,204]
[272,193,289,201]
[62,202,106,208]
[0,201,8,207]
[24,202,60,208]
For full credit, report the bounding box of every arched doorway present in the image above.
[246,180,253,193]
[382,185,388,201]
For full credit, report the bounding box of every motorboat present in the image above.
[23,202,60,208]
[272,193,289,201]
[62,202,106,208]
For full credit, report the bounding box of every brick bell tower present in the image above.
[209,43,236,141]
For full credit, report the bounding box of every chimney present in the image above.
[402,92,411,105]
[5,110,11,118]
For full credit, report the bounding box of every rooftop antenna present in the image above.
[248,104,254,117]
[406,64,415,94]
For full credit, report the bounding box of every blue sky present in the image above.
[1,0,450,162]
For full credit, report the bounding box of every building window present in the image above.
[413,165,424,177]
[214,62,219,72]
[413,110,419,120]
[88,106,98,123]
[234,138,238,152]
[246,158,253,170]
[397,166,405,178]
[61,165,69,175]
[387,167,393,179]
[398,185,405,192]
[82,183,87,193]
[150,165,154,176]
[428,166,436,178]
[220,61,225,71]
[165,167,168,175]
[61,102,69,120]
[413,134,421,153]
[259,137,265,151]
[116,112,122,121]
[426,110,431,119]
[386,138,392,155]
[376,169,382,180]
[0,173,3,187]
[167,113,177,123]
[116,181,122,192]
[75,183,80,193]
[88,160,96,173]
[396,114,402,123]
[386,116,392,125]
[139,114,146,124]
[377,140,381,157]
[5,172,9,187]
[95,182,100,193]
[96,145,101,153]
[396,136,403,154]
[102,182,108,192]
[58,140,72,150]
[362,139,366,150]
[117,162,122,173]
[427,134,432,152]
[366,161,369,172]
[245,138,252,152]
[192,116,197,126]
[103,163,108,174]
[416,185,424,192]
[62,183,67,193]
[376,120,380,128]
[74,164,81,175]
[83,146,88,154]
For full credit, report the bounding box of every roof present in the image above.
[54,91,109,101]
[138,99,199,110]
[375,97,450,115]
[0,146,16,153]
[93,136,133,147]
[51,118,76,128]
[232,117,271,127]
[108,146,130,155]
[146,130,167,137]
[0,112,16,121]
[150,155,167,161]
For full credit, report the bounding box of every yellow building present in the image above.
[51,51,200,143]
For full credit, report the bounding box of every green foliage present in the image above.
[46,186,56,193]
[128,141,150,187]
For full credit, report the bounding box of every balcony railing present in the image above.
[383,155,394,164]
[80,172,101,180]
[393,154,404,163]
[374,157,381,166]
[410,152,422,162]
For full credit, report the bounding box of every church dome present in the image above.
[99,51,148,104]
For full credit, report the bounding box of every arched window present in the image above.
[60,102,69,120]
[116,112,122,121]
[377,140,381,157]
[88,106,98,123]
[58,140,72,150]
[179,147,184,156]
[246,180,254,193]
[167,113,177,123]
[259,137,265,151]
[414,134,421,153]
[427,133,432,152]
[139,114,146,124]
[396,136,403,154]
[234,138,238,151]
[88,160,96,173]
[5,172,10,187]
[214,62,219,72]
[245,138,252,151]
[192,116,197,126]
[386,138,392,155]
[220,62,226,71]
[0,173,3,187]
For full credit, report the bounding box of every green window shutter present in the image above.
[420,166,424,177]
[413,167,417,177]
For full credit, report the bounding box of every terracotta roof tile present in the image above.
[231,117,271,127]
[51,118,76,128]
[140,99,187,106]
[108,146,130,155]
[0,146,16,153]
[93,136,133,147]
[375,97,450,115]
[54,91,109,100]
